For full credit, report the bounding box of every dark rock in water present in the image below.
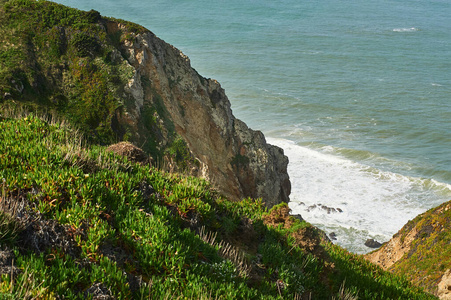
[309,203,341,214]
[329,232,337,241]
[292,214,304,222]
[307,204,317,212]
[365,238,383,248]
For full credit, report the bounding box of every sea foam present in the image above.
[267,137,451,253]
[392,27,418,32]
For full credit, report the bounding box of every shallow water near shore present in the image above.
[53,0,451,253]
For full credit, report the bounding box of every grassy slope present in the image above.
[0,0,439,299]
[0,114,436,299]
[0,0,147,146]
[0,0,205,167]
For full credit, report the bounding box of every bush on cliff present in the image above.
[0,0,200,172]
[0,0,146,146]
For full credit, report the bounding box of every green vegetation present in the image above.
[385,201,451,294]
[165,135,198,172]
[0,111,436,299]
[0,1,441,298]
[0,0,193,167]
[0,0,152,148]
[0,0,125,143]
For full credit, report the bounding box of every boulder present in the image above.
[364,238,383,248]
[292,214,304,222]
[438,269,451,300]
[329,232,337,241]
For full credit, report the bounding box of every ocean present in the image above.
[53,0,451,253]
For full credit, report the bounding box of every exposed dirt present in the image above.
[106,142,148,164]
[263,205,329,259]
[365,227,418,270]
[438,269,451,300]
[20,217,82,257]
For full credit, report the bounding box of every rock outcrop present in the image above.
[438,269,451,300]
[365,200,451,297]
[364,225,417,269]
[364,238,382,249]
[108,22,290,206]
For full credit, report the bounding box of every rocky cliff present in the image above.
[0,1,290,207]
[112,22,291,206]
[365,200,451,298]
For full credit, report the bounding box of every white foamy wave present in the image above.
[392,27,418,32]
[426,179,451,194]
[267,137,451,254]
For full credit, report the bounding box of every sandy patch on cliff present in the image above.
[365,227,418,270]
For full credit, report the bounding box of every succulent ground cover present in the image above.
[0,109,437,299]
[0,0,441,298]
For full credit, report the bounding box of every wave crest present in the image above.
[393,27,418,32]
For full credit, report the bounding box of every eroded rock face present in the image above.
[365,200,451,296]
[438,269,451,300]
[108,21,290,206]
[365,224,417,269]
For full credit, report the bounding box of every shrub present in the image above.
[70,32,100,57]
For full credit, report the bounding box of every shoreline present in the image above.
[267,136,451,254]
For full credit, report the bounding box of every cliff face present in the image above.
[112,22,290,206]
[365,200,451,298]
[0,1,290,207]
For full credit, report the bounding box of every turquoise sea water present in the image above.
[54,0,451,253]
